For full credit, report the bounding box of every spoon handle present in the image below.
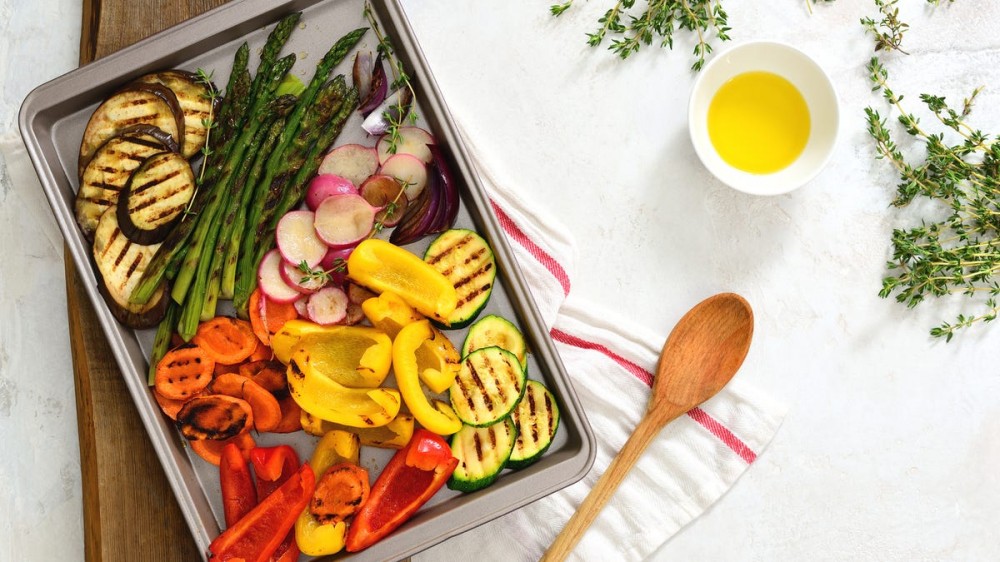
[540,406,685,562]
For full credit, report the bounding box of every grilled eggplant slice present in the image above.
[116,151,195,244]
[134,70,216,159]
[78,82,184,178]
[92,207,168,328]
[74,127,178,238]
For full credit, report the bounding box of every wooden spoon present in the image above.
[541,292,754,561]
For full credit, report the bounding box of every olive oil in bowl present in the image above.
[707,71,810,175]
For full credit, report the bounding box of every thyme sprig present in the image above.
[186,68,221,216]
[363,2,418,154]
[370,179,410,237]
[297,259,345,286]
[860,0,910,54]
[551,0,731,71]
[866,53,1000,340]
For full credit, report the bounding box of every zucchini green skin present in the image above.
[424,229,496,329]
[448,417,517,493]
[462,314,528,370]
[449,347,526,427]
[508,380,560,469]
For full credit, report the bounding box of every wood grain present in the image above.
[69,0,227,560]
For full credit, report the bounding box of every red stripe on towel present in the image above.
[550,327,757,464]
[687,407,758,464]
[550,328,654,387]
[490,199,571,297]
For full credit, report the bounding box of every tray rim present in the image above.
[18,0,596,558]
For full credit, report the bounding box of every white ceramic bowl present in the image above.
[688,41,839,196]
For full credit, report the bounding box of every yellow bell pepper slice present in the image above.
[361,290,424,338]
[301,410,415,449]
[270,319,328,364]
[392,320,463,435]
[292,329,392,388]
[414,325,461,393]
[295,430,360,556]
[347,239,458,323]
[288,348,401,428]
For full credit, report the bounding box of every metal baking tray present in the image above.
[18,0,595,559]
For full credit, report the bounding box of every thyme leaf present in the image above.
[551,0,731,71]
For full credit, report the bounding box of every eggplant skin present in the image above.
[134,70,216,159]
[78,83,184,179]
[116,151,196,245]
[74,129,176,239]
[92,207,167,329]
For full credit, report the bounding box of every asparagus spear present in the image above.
[234,87,360,313]
[220,100,295,300]
[147,302,180,386]
[212,42,250,152]
[169,53,297,306]
[130,14,301,305]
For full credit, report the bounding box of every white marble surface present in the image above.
[3,0,1000,560]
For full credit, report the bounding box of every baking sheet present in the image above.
[19,0,595,559]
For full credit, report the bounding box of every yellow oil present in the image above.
[707,71,810,174]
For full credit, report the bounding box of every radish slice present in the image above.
[377,126,434,165]
[257,249,301,303]
[379,153,427,201]
[318,144,379,188]
[306,286,349,325]
[313,194,376,249]
[305,174,358,211]
[320,247,352,285]
[279,259,328,294]
[293,296,310,318]
[275,210,328,269]
[360,174,408,227]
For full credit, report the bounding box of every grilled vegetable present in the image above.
[448,417,517,493]
[462,314,528,370]
[78,82,184,178]
[75,127,177,238]
[449,346,526,427]
[507,380,559,469]
[153,343,215,400]
[92,207,168,328]
[134,70,216,158]
[176,394,254,441]
[115,151,195,244]
[424,229,496,328]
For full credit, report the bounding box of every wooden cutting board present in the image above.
[70,1,227,559]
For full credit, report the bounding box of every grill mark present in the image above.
[131,167,184,197]
[454,261,491,290]
[543,391,554,437]
[125,252,143,279]
[466,361,489,414]
[488,425,497,449]
[473,431,483,461]
[488,358,508,406]
[527,389,540,443]
[100,228,121,260]
[79,195,116,206]
[426,233,472,266]
[112,237,132,269]
[89,181,124,193]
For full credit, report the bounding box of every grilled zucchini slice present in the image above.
[449,346,526,427]
[92,207,168,328]
[508,380,560,469]
[78,83,184,178]
[423,229,496,329]
[134,70,215,159]
[448,417,517,493]
[74,128,177,238]
[461,314,528,370]
[115,151,195,244]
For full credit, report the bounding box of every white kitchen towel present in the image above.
[415,129,788,561]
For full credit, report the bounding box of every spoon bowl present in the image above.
[541,293,753,561]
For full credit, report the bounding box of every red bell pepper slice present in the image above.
[209,463,315,562]
[219,443,258,528]
[345,429,458,552]
[248,445,301,561]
